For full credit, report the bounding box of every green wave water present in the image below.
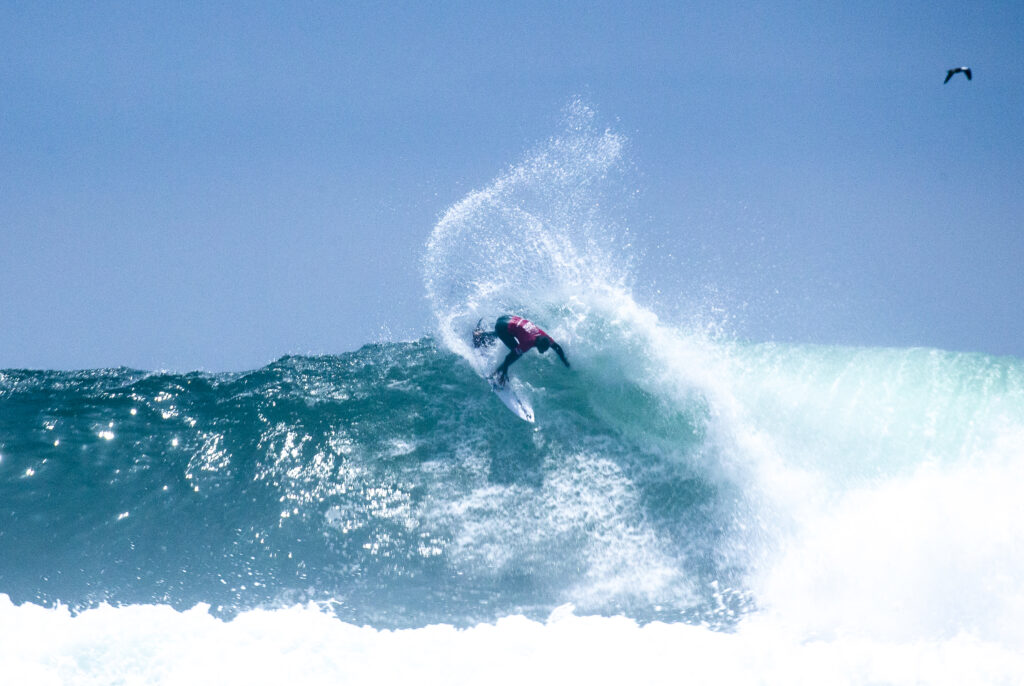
[0,339,737,628]
[2,336,1021,636]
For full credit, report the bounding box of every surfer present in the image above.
[473,315,570,386]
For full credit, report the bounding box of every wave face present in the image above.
[0,341,742,628]
[5,339,1021,632]
[2,103,1023,682]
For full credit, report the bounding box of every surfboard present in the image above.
[488,375,535,423]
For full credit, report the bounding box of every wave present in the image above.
[0,339,751,628]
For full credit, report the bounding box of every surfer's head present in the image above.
[536,336,551,353]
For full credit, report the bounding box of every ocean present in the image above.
[2,104,1022,684]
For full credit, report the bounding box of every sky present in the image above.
[2,1,1021,371]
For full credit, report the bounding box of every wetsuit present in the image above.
[495,315,549,354]
[483,314,570,385]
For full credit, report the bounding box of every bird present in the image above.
[944,67,972,84]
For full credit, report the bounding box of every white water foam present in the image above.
[2,595,1020,686]
[755,428,1024,648]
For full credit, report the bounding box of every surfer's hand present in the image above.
[552,342,569,368]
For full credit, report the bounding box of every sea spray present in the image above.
[421,98,792,616]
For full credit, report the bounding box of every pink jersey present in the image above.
[508,316,548,354]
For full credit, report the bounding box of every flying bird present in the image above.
[944,67,972,84]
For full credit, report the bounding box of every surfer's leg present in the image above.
[494,316,516,350]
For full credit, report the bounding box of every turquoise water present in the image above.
[0,342,743,628]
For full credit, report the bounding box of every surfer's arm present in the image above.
[551,342,570,368]
[495,350,521,384]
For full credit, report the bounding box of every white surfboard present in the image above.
[489,375,535,423]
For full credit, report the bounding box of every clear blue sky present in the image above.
[2,2,1021,370]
